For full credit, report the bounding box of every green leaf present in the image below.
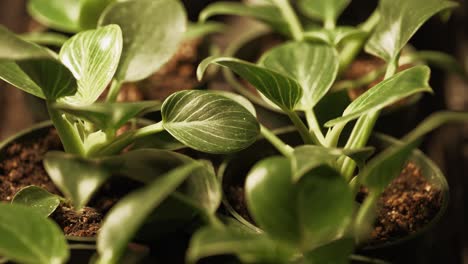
[297,0,350,24]
[99,0,187,82]
[365,0,458,61]
[199,2,289,35]
[211,90,257,117]
[362,111,468,191]
[184,22,225,40]
[0,59,77,100]
[53,100,161,130]
[260,42,339,110]
[303,238,354,264]
[325,66,432,127]
[0,26,55,60]
[303,27,366,46]
[0,204,69,264]
[297,166,354,249]
[27,0,81,32]
[0,27,77,99]
[162,90,260,154]
[292,145,374,181]
[245,157,301,246]
[178,161,222,214]
[19,32,69,47]
[59,25,122,105]
[103,149,221,214]
[198,57,303,111]
[79,0,115,29]
[96,163,202,264]
[11,186,61,217]
[187,226,292,264]
[44,151,111,210]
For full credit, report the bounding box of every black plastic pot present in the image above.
[218,129,449,263]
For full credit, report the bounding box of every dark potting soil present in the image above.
[367,162,442,242]
[227,162,442,243]
[138,38,203,101]
[0,129,137,237]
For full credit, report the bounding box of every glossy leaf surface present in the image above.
[303,27,365,46]
[97,163,202,264]
[103,149,221,213]
[297,166,353,249]
[187,226,292,264]
[198,57,302,111]
[297,0,350,23]
[27,0,80,32]
[44,151,111,210]
[199,2,288,35]
[260,42,338,109]
[365,0,457,61]
[0,204,69,264]
[245,157,300,245]
[325,66,432,127]
[99,0,186,82]
[19,32,68,47]
[53,100,161,130]
[79,0,115,29]
[0,59,76,100]
[11,186,60,217]
[0,26,54,60]
[162,90,260,154]
[304,238,354,264]
[59,25,122,105]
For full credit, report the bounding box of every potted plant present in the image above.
[185,0,468,262]
[23,0,225,100]
[198,0,465,133]
[0,2,260,262]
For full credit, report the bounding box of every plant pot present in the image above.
[0,121,201,262]
[218,129,449,263]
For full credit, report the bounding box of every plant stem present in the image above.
[92,122,165,156]
[305,109,326,145]
[338,10,380,74]
[47,101,85,156]
[324,17,336,30]
[340,55,399,180]
[324,123,346,147]
[260,125,294,157]
[106,79,123,103]
[271,0,303,41]
[286,111,318,145]
[132,122,165,138]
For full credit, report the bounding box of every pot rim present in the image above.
[218,129,449,250]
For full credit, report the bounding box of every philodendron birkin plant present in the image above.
[0,0,259,263]
[199,0,465,111]
[185,0,468,263]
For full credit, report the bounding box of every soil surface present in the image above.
[227,161,442,243]
[0,129,137,237]
[367,162,443,242]
[138,38,203,101]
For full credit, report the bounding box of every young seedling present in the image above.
[188,0,467,263]
[199,0,465,108]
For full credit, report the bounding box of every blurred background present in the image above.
[0,0,467,263]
